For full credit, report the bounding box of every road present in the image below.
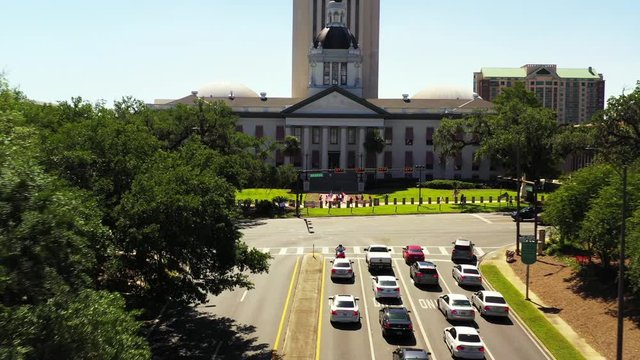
[201,213,551,359]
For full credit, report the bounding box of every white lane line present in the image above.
[470,213,493,224]
[357,259,376,360]
[353,246,361,254]
[278,248,287,255]
[439,247,448,255]
[296,247,304,255]
[240,290,248,302]
[394,258,438,360]
[484,344,497,360]
[439,267,453,294]
[475,247,485,257]
[322,247,329,254]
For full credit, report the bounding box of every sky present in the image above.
[2,0,639,105]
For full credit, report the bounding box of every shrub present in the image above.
[422,180,487,189]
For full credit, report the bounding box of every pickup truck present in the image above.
[364,245,393,271]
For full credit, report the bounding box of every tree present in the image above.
[434,82,562,180]
[113,143,270,306]
[363,129,385,156]
[282,135,302,164]
[0,290,150,360]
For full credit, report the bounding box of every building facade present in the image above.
[474,64,605,124]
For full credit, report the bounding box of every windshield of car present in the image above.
[452,299,471,306]
[458,334,481,343]
[336,300,354,308]
[485,296,506,304]
[463,268,479,275]
[454,245,471,251]
[335,262,350,268]
[369,247,387,252]
[380,280,397,286]
[387,309,409,320]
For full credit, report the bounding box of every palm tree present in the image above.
[363,129,385,157]
[282,135,302,165]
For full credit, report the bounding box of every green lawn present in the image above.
[480,264,586,360]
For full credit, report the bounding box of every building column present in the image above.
[284,126,292,165]
[321,126,329,170]
[303,126,311,170]
[340,127,347,169]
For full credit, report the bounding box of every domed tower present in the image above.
[307,0,363,96]
[292,0,379,98]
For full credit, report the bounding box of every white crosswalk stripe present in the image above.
[322,247,329,254]
[296,247,304,255]
[256,246,491,257]
[278,248,287,255]
[439,246,448,255]
[475,247,485,257]
[353,246,361,254]
[422,247,430,255]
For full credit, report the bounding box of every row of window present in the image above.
[323,62,348,86]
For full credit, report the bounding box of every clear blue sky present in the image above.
[2,0,639,105]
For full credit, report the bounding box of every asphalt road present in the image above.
[201,213,550,359]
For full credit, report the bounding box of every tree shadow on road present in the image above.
[147,305,273,360]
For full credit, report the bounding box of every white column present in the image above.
[339,127,347,169]
[321,126,329,170]
[284,126,293,165]
[303,126,311,170]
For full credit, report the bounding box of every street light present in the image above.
[415,165,425,204]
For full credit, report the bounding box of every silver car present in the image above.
[471,290,510,317]
[330,258,355,280]
[437,293,475,321]
[451,238,475,262]
[452,264,482,287]
[410,261,439,286]
[328,294,360,323]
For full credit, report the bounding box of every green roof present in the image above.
[556,68,600,79]
[480,67,526,78]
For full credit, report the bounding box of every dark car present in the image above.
[510,206,543,221]
[402,245,425,264]
[409,261,439,286]
[392,347,431,360]
[379,306,413,337]
[451,238,475,262]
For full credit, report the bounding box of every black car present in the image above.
[379,306,413,337]
[510,206,543,221]
[392,347,431,360]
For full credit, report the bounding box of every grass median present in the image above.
[480,264,586,360]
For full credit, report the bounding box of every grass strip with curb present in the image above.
[480,264,586,360]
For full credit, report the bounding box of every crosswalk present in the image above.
[258,245,494,257]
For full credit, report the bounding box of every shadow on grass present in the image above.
[147,305,272,360]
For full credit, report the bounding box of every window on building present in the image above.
[331,62,339,85]
[276,125,285,141]
[236,125,243,133]
[348,150,356,168]
[276,150,284,166]
[340,62,347,85]
[425,151,434,170]
[426,127,434,145]
[405,127,414,145]
[384,151,393,168]
[312,127,320,144]
[472,152,480,171]
[255,125,264,138]
[454,174,462,180]
[329,127,338,144]
[293,126,302,140]
[404,151,413,167]
[384,127,393,145]
[312,150,320,169]
[347,127,356,144]
[454,152,462,171]
[323,62,331,85]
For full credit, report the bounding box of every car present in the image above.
[471,290,510,317]
[510,205,543,221]
[392,347,431,360]
[451,238,476,262]
[330,258,355,280]
[402,245,425,264]
[328,294,360,323]
[409,261,439,286]
[437,293,475,321]
[379,306,413,337]
[372,275,401,299]
[452,264,483,287]
[443,326,486,359]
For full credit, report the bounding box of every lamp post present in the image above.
[415,165,425,204]
[516,137,522,255]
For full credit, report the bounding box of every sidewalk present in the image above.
[482,248,605,360]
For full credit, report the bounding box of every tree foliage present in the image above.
[363,129,385,154]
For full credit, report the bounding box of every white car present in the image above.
[471,290,510,317]
[437,293,475,321]
[452,264,483,287]
[330,258,355,280]
[443,326,486,359]
[372,275,400,299]
[328,294,360,323]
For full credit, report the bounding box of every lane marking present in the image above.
[394,258,438,360]
[422,247,430,255]
[261,248,270,254]
[273,256,300,352]
[278,248,287,255]
[315,257,326,360]
[297,247,304,255]
[475,247,485,257]
[322,247,329,254]
[353,246,361,254]
[439,267,453,294]
[357,259,376,360]
[240,290,248,302]
[439,247,448,255]
[470,213,493,224]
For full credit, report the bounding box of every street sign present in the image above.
[308,173,324,178]
[520,235,537,264]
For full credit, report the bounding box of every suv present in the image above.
[379,306,413,337]
[409,261,439,286]
[451,238,475,262]
[511,205,543,221]
[392,347,431,360]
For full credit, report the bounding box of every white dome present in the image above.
[196,81,258,98]
[412,85,475,100]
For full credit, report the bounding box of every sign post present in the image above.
[520,235,537,300]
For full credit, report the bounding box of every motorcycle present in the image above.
[335,247,346,259]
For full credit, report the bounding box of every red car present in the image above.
[402,245,425,264]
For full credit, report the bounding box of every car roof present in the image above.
[376,275,397,281]
[447,293,469,300]
[333,258,351,264]
[415,261,436,268]
[334,294,355,301]
[454,238,472,245]
[459,264,478,270]
[385,306,409,313]
[401,348,430,357]
[453,326,479,335]
[479,290,502,297]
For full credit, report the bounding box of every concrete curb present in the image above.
[481,246,605,360]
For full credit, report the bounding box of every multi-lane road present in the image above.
[202,213,551,359]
